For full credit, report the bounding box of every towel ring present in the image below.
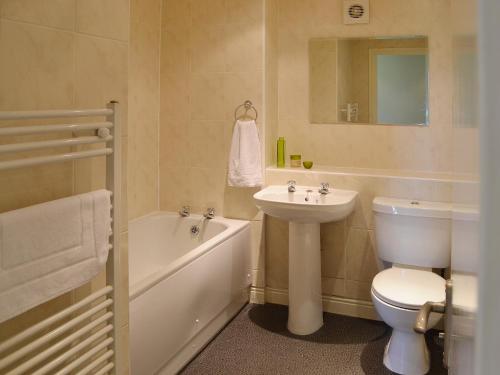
[234,100,258,121]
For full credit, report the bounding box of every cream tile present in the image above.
[223,186,262,220]
[320,220,346,279]
[0,20,74,110]
[74,34,128,135]
[250,220,265,276]
[189,167,227,214]
[321,277,345,297]
[1,0,76,30]
[224,22,264,73]
[224,72,264,122]
[188,121,226,169]
[190,0,225,26]
[159,166,193,212]
[190,24,225,73]
[225,0,264,25]
[265,216,288,289]
[190,73,225,121]
[130,0,161,25]
[76,0,130,41]
[345,280,372,301]
[346,228,380,282]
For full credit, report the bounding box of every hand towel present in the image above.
[228,120,263,187]
[0,190,112,323]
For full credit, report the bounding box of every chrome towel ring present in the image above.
[234,100,258,121]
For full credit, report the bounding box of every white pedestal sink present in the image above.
[254,185,358,335]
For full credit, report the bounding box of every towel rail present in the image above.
[0,122,113,136]
[0,102,121,374]
[0,135,113,154]
[0,148,113,170]
[0,108,113,121]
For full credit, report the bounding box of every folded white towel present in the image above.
[228,120,263,187]
[0,190,112,323]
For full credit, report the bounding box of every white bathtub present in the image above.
[129,212,251,375]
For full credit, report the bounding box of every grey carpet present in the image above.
[180,303,447,375]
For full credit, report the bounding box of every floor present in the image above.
[180,304,447,375]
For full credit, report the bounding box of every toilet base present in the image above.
[383,329,430,375]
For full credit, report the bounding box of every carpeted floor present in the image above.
[180,303,447,375]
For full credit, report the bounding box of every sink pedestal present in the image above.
[288,222,323,335]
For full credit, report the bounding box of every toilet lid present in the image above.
[372,268,446,310]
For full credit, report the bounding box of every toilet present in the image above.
[371,197,452,375]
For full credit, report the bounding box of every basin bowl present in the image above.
[253,185,358,223]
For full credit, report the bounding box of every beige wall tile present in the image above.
[74,34,128,135]
[320,220,346,279]
[223,186,262,220]
[0,20,74,110]
[250,220,266,287]
[322,277,345,297]
[265,216,288,289]
[346,228,380,282]
[345,280,372,301]
[1,0,76,30]
[76,0,130,41]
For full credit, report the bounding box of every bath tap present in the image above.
[287,180,296,192]
[319,182,330,195]
[203,207,216,219]
[179,206,191,217]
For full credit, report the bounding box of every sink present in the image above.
[253,184,358,335]
[254,185,357,223]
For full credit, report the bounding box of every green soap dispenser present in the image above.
[277,137,286,168]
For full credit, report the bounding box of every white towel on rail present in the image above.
[228,119,263,187]
[0,190,112,323]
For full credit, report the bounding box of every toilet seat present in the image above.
[372,267,445,310]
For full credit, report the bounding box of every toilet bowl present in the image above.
[372,197,452,375]
[371,267,444,375]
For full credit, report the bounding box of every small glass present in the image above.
[290,154,302,168]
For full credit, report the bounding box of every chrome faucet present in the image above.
[319,182,330,195]
[287,180,297,192]
[204,207,216,220]
[179,206,190,217]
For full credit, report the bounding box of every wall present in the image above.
[273,0,453,173]
[128,0,162,220]
[0,0,130,372]
[263,0,459,316]
[159,0,267,289]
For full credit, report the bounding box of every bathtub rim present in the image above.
[128,211,250,301]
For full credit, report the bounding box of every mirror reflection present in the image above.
[309,36,429,126]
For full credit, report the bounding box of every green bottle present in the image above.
[277,137,286,168]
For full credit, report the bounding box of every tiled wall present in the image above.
[0,0,130,372]
[128,0,162,219]
[159,0,267,287]
[272,0,453,172]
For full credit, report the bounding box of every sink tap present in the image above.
[319,182,330,195]
[179,206,190,217]
[203,207,216,220]
[287,180,297,192]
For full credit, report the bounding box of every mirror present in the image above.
[309,36,429,126]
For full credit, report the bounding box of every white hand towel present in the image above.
[0,190,111,323]
[228,120,263,187]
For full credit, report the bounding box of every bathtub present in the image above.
[129,212,251,375]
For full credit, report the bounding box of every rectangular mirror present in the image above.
[309,36,429,126]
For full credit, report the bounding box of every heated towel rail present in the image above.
[0,102,122,375]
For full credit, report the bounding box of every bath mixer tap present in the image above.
[287,180,297,192]
[204,207,216,220]
[179,206,191,217]
[319,182,330,195]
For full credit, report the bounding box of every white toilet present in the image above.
[371,197,452,375]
